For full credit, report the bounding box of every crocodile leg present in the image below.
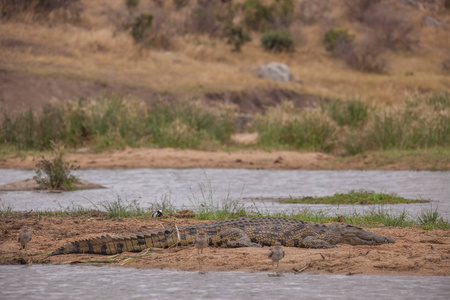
[215,228,262,248]
[302,236,337,248]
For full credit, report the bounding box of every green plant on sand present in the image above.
[33,143,79,190]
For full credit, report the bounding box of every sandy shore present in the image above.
[1,146,446,170]
[1,215,449,276]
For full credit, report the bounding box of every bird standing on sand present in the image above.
[18,227,32,250]
[268,242,285,271]
[193,231,208,255]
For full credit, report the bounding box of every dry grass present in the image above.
[0,0,449,103]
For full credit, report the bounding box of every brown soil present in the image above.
[0,69,316,115]
[1,215,449,276]
[1,146,447,170]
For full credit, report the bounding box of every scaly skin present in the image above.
[50,218,395,256]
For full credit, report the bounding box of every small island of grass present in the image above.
[280,190,430,205]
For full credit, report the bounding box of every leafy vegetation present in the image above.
[130,13,153,43]
[280,190,429,205]
[253,94,450,155]
[261,30,295,52]
[323,28,354,52]
[33,143,79,190]
[222,24,251,52]
[0,97,237,152]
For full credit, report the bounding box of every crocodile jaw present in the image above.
[334,224,396,245]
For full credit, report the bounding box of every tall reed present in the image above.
[0,97,237,151]
[253,94,450,155]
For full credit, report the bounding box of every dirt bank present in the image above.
[1,146,447,171]
[1,215,449,276]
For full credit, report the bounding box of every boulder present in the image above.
[258,62,301,84]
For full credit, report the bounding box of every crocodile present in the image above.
[50,218,395,256]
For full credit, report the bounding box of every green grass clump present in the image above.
[253,94,450,155]
[0,97,237,152]
[342,208,412,227]
[253,102,336,152]
[0,201,13,217]
[280,190,429,205]
[417,206,450,230]
[94,196,176,219]
[322,99,369,128]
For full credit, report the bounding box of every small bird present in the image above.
[193,231,208,255]
[18,227,32,250]
[268,242,285,271]
[151,210,163,218]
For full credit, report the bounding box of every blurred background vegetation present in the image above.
[0,0,449,162]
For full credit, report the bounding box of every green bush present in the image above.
[222,24,251,52]
[323,28,354,52]
[33,144,79,190]
[130,13,153,43]
[261,30,295,52]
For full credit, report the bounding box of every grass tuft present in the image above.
[280,190,429,205]
[0,200,13,217]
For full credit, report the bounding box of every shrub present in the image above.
[344,0,381,22]
[222,24,251,52]
[33,143,79,190]
[190,0,223,36]
[261,30,295,52]
[130,13,153,43]
[125,0,139,9]
[323,28,354,52]
[0,0,82,22]
[173,0,190,10]
[270,0,296,28]
[241,0,273,31]
[344,37,387,73]
[360,4,418,51]
[327,30,387,73]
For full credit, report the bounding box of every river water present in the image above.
[1,168,449,299]
[0,169,449,218]
[0,265,449,300]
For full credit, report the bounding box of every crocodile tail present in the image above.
[50,229,181,256]
[50,235,118,256]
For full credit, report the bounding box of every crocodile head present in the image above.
[331,224,395,245]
